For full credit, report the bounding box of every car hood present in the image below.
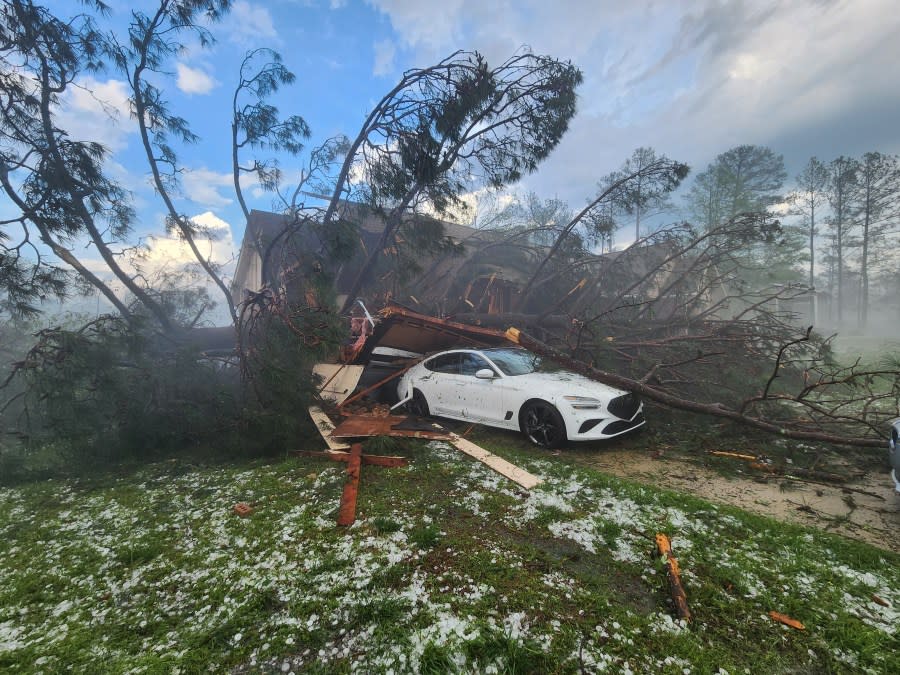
[508,371,628,399]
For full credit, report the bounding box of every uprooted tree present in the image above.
[452,195,898,447]
[0,0,266,459]
[1,0,897,464]
[326,49,583,315]
[0,0,585,458]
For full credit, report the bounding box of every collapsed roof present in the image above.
[349,303,515,364]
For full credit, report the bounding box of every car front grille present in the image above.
[601,413,645,436]
[578,419,603,434]
[607,392,641,420]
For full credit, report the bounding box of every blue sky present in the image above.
[30,0,900,305]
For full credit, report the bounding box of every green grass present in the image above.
[0,434,897,673]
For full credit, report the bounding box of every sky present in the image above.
[23,0,900,317]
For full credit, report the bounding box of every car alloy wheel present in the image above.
[521,400,567,449]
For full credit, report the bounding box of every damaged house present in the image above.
[231,205,522,317]
[230,204,732,410]
[231,205,734,328]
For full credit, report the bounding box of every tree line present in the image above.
[670,146,898,331]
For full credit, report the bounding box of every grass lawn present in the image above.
[0,434,898,674]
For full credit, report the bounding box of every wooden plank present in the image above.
[768,611,804,630]
[313,364,364,404]
[308,406,352,450]
[337,443,363,526]
[447,434,542,490]
[708,450,758,462]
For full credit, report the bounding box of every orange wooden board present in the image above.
[330,414,450,440]
[768,611,805,630]
[337,443,363,526]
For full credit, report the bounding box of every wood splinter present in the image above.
[656,533,691,622]
[768,611,805,630]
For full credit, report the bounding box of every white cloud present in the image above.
[124,211,239,324]
[646,0,900,164]
[142,211,237,286]
[181,168,235,209]
[365,0,900,205]
[58,77,134,151]
[45,211,236,322]
[367,0,636,65]
[367,0,466,52]
[191,211,233,236]
[372,39,396,77]
[223,1,280,47]
[176,63,218,95]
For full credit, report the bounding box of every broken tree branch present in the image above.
[504,328,889,447]
[656,533,691,622]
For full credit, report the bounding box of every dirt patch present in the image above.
[567,448,900,554]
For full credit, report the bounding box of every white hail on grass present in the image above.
[1,447,896,672]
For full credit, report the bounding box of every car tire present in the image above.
[520,400,567,449]
[407,389,430,417]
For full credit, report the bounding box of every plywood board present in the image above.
[448,434,542,490]
[313,364,364,404]
[308,406,352,451]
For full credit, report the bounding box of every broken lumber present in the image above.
[313,364,364,404]
[708,451,758,462]
[656,533,691,622]
[308,406,352,451]
[299,443,409,527]
[768,611,805,630]
[337,361,418,411]
[447,433,542,489]
[330,414,450,440]
[337,443,363,526]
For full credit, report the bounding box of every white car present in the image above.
[890,419,900,493]
[396,347,644,448]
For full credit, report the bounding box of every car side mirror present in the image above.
[475,368,496,380]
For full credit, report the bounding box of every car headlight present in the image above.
[563,395,602,410]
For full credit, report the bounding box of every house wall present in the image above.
[232,248,263,297]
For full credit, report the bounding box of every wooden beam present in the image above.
[337,443,363,526]
[768,611,805,630]
[447,434,542,490]
[308,406,352,450]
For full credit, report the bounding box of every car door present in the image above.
[418,352,461,417]
[454,352,504,423]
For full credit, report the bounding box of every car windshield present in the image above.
[482,348,544,376]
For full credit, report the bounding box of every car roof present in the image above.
[427,346,526,355]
